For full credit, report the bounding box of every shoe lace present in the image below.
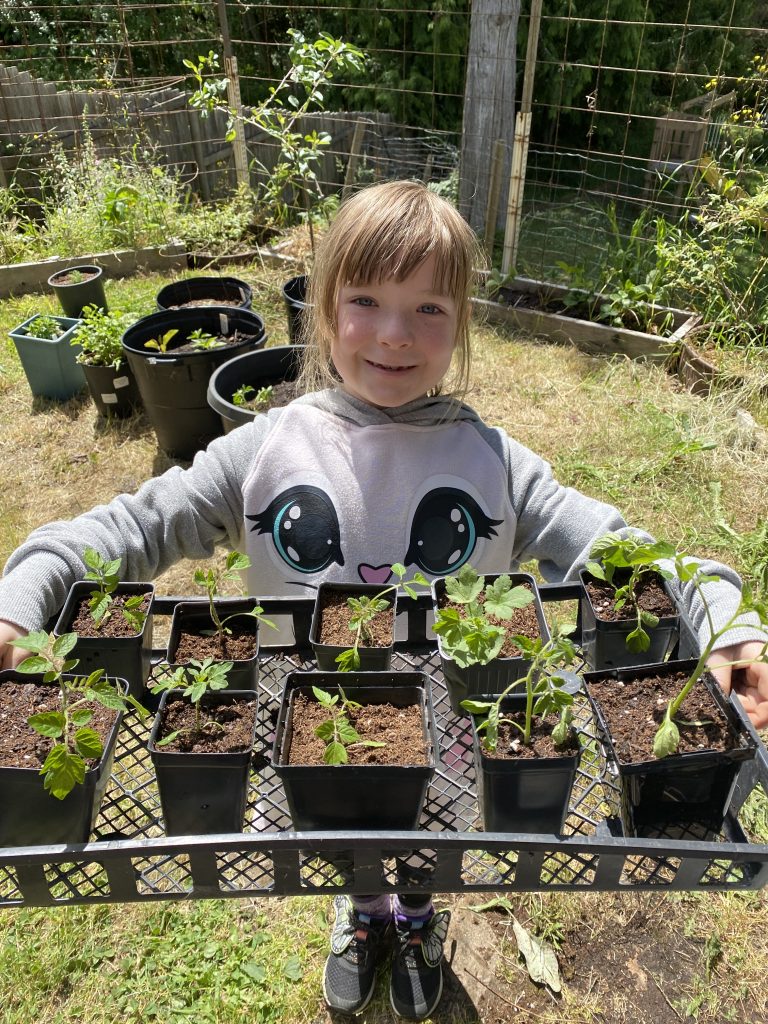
[343,916,379,965]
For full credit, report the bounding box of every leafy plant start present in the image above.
[335,563,430,671]
[144,328,178,353]
[652,556,768,758]
[432,564,535,668]
[82,546,148,633]
[151,657,234,745]
[309,684,386,765]
[233,384,273,409]
[586,532,677,652]
[71,305,133,369]
[29,314,65,340]
[10,631,145,798]
[462,629,578,754]
[187,327,224,351]
[193,550,276,646]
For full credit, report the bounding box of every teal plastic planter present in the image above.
[9,313,86,399]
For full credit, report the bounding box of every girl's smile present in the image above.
[332,254,458,408]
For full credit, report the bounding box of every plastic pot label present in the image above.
[101,393,118,404]
[113,376,130,389]
[219,312,229,335]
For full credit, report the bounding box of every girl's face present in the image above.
[333,254,458,408]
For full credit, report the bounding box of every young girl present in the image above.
[0,180,766,1020]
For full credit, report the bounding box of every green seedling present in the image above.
[335,562,430,672]
[432,564,535,668]
[585,532,678,653]
[71,305,133,369]
[461,628,578,753]
[144,328,178,353]
[652,555,768,758]
[193,550,276,646]
[10,631,146,799]
[233,384,273,408]
[151,657,234,745]
[188,328,225,351]
[310,684,386,765]
[82,546,147,633]
[62,269,88,284]
[29,314,64,340]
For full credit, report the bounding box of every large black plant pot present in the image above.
[156,276,253,311]
[282,275,310,344]
[122,306,266,458]
[207,344,304,432]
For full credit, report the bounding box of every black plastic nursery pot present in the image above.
[584,659,758,837]
[272,671,437,831]
[432,572,551,716]
[471,693,579,836]
[156,276,253,311]
[48,264,108,318]
[54,580,155,700]
[0,671,125,846]
[167,600,261,691]
[207,344,304,432]
[310,582,397,671]
[147,688,258,836]
[282,274,310,344]
[579,568,680,671]
[121,306,266,458]
[81,359,142,418]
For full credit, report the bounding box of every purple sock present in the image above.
[393,896,434,924]
[351,894,392,919]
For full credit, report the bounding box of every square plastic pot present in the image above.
[272,670,437,831]
[54,580,155,700]
[432,572,551,715]
[166,599,260,691]
[147,688,258,836]
[471,693,579,836]
[584,660,757,837]
[310,582,397,671]
[9,314,86,400]
[0,671,125,846]
[579,568,680,671]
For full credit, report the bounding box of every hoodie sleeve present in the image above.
[0,414,276,633]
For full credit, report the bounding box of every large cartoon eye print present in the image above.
[404,487,502,575]
[246,486,344,574]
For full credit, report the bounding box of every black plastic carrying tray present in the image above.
[1,585,767,908]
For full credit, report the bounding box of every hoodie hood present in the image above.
[291,387,482,428]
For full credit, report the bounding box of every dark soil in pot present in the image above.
[482,713,580,761]
[286,694,428,766]
[584,573,676,623]
[69,590,152,638]
[156,276,252,311]
[170,328,261,354]
[437,580,541,656]
[154,696,257,754]
[234,379,301,414]
[171,620,259,663]
[316,589,394,648]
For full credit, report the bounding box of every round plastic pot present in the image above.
[207,344,304,432]
[310,582,397,671]
[272,671,437,831]
[282,274,310,344]
[432,572,551,715]
[166,599,261,691]
[156,276,253,311]
[121,306,266,458]
[8,314,86,400]
[470,693,578,835]
[0,671,125,846]
[148,688,258,836]
[48,265,108,318]
[81,358,142,418]
[583,660,758,837]
[54,580,155,700]
[579,569,680,671]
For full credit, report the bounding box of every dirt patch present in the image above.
[154,696,257,753]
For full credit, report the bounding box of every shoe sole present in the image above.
[389,969,443,1020]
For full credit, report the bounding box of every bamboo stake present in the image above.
[224,55,249,189]
[484,139,505,256]
[343,120,365,198]
[502,112,532,274]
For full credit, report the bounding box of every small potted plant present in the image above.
[148,658,258,835]
[207,344,304,433]
[167,551,275,691]
[461,628,581,835]
[432,565,550,714]
[310,564,429,671]
[8,312,86,400]
[584,556,766,837]
[54,548,154,699]
[121,306,267,459]
[156,275,253,311]
[271,670,437,830]
[1,630,143,845]
[580,532,680,670]
[70,306,142,417]
[48,264,108,318]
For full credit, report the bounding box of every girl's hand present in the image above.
[0,620,28,671]
[708,641,768,731]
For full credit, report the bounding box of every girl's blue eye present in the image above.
[352,296,375,307]
[420,304,441,315]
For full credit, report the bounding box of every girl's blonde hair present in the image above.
[298,179,483,399]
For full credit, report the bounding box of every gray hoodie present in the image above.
[0,389,759,650]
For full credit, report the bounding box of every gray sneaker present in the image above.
[323,895,393,1014]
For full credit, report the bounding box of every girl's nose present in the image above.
[378,312,413,348]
